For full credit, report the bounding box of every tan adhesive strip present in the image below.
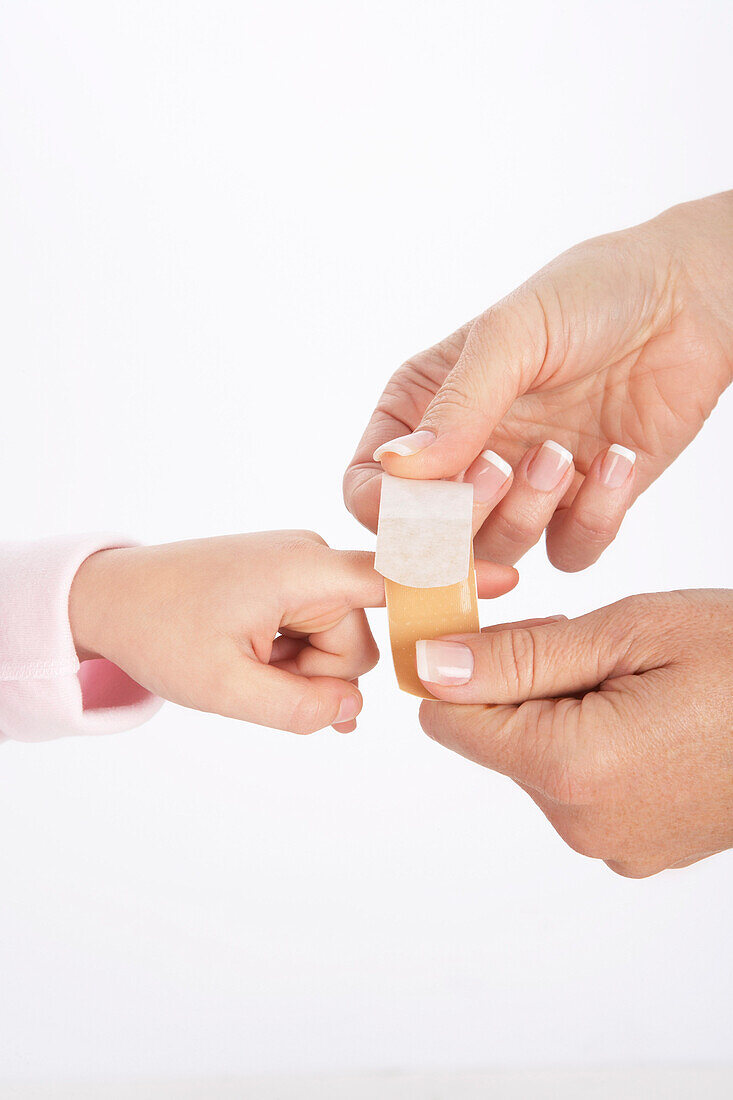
[376,474,479,700]
[384,551,479,698]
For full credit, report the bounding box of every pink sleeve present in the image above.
[0,535,163,744]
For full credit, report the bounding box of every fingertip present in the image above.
[467,449,514,514]
[376,428,485,481]
[334,691,362,726]
[373,429,437,464]
[332,719,357,734]
[544,441,636,572]
[281,677,364,735]
[414,679,464,703]
[376,451,434,479]
[474,559,519,597]
[598,443,637,489]
[415,639,475,699]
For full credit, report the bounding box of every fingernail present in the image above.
[526,440,573,491]
[599,444,636,489]
[465,449,513,503]
[373,429,436,462]
[416,639,474,686]
[335,695,361,724]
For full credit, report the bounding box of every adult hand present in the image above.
[344,193,733,571]
[416,590,733,877]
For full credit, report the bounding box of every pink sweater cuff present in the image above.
[0,535,162,743]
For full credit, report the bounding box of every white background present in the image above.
[1,0,732,1085]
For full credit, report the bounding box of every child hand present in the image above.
[68,531,518,735]
[68,531,390,734]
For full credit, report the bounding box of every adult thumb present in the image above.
[375,291,549,480]
[414,598,657,704]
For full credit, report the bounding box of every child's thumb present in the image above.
[226,660,363,734]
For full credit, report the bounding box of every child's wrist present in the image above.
[69,548,122,662]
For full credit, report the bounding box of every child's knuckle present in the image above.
[288,685,328,735]
[282,529,329,550]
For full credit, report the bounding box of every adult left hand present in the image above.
[343,194,733,572]
[416,589,733,877]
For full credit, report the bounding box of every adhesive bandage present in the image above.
[375,474,479,698]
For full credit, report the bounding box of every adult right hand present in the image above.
[416,589,733,878]
[344,192,733,571]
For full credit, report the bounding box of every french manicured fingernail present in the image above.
[526,440,573,491]
[599,444,636,488]
[373,429,436,462]
[416,639,474,686]
[465,449,513,503]
[335,695,361,724]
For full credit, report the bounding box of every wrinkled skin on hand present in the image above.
[345,193,733,571]
[418,590,733,878]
